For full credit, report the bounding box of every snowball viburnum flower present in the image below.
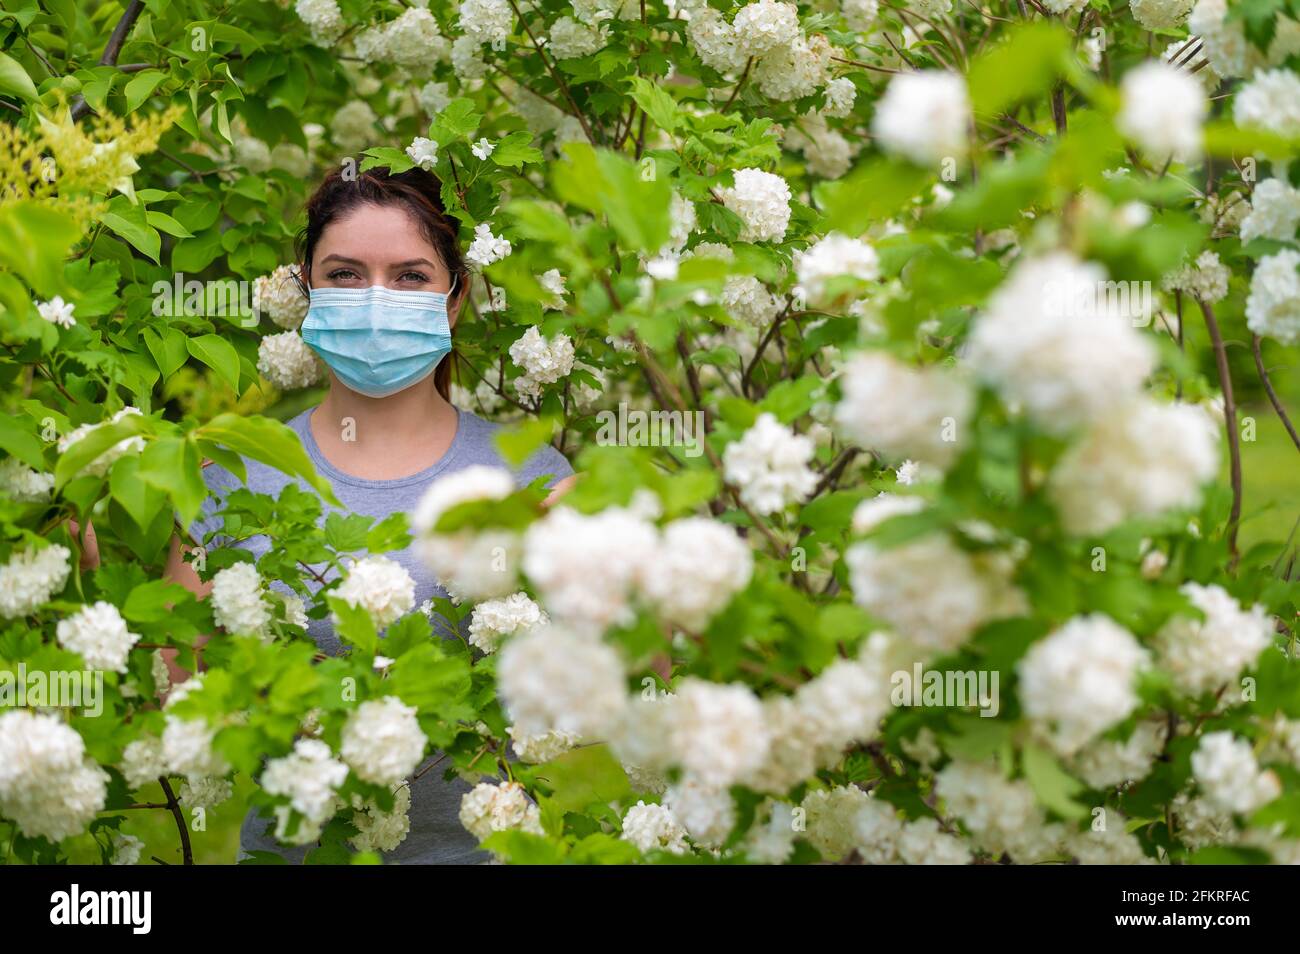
[0,543,71,620]
[405,136,438,170]
[332,555,416,629]
[1117,61,1206,161]
[722,412,817,515]
[719,168,793,243]
[37,296,76,328]
[258,331,324,391]
[871,70,970,166]
[466,221,512,267]
[56,601,141,674]
[340,696,428,787]
[471,137,494,160]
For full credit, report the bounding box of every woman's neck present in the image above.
[310,372,460,480]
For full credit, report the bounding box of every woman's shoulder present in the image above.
[453,408,574,489]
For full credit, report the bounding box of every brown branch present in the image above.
[70,0,146,120]
[158,776,194,865]
[1252,333,1300,454]
[1198,298,1242,569]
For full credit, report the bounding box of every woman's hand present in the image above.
[542,473,579,508]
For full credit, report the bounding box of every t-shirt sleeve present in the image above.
[186,460,241,549]
[515,442,574,490]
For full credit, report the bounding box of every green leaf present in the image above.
[195,413,341,507]
[123,70,166,112]
[494,415,559,468]
[968,21,1071,117]
[98,203,161,263]
[137,436,207,527]
[143,326,190,380]
[54,414,150,490]
[0,50,38,101]
[109,454,166,529]
[0,201,82,296]
[186,333,241,392]
[0,416,46,469]
[1021,743,1089,820]
[490,131,544,170]
[534,744,632,813]
[629,76,679,133]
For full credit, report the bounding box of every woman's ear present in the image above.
[448,273,465,330]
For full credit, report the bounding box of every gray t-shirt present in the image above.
[188,405,573,865]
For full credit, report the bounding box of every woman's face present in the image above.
[308,202,462,327]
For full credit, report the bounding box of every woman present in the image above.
[161,166,577,864]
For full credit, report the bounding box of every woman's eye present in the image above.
[397,271,430,284]
[326,268,361,281]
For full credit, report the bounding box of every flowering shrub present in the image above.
[0,0,1298,866]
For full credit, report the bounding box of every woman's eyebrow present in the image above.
[320,254,367,266]
[390,258,438,269]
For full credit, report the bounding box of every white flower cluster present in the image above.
[178,775,233,809]
[1118,61,1206,161]
[663,778,735,846]
[1069,719,1168,789]
[349,785,412,853]
[1192,731,1281,814]
[58,406,145,479]
[508,325,576,399]
[507,725,581,763]
[793,233,879,306]
[121,735,167,789]
[329,100,377,152]
[1017,614,1149,756]
[458,0,514,48]
[0,457,54,502]
[56,601,141,674]
[639,517,754,630]
[466,221,513,267]
[497,623,629,738]
[666,678,771,788]
[37,295,76,328]
[333,555,416,629]
[295,0,345,46]
[934,761,1068,862]
[162,680,230,781]
[1047,397,1219,535]
[1130,0,1196,31]
[620,800,691,855]
[847,505,1024,656]
[1241,177,1300,243]
[1246,249,1300,345]
[1153,583,1273,697]
[340,696,428,787]
[258,330,324,391]
[0,543,71,619]
[0,710,108,841]
[404,136,438,171]
[522,503,657,632]
[719,168,793,243]
[834,351,972,467]
[254,264,308,330]
[261,738,349,845]
[549,15,609,59]
[1162,250,1230,304]
[467,592,547,653]
[872,70,970,166]
[210,562,273,637]
[1234,68,1300,139]
[722,412,817,514]
[459,780,543,840]
[966,252,1156,435]
[355,7,449,66]
[413,465,520,601]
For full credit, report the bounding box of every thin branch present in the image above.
[1198,298,1242,569]
[69,0,146,120]
[1252,333,1300,454]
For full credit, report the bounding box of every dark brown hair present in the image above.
[294,166,470,401]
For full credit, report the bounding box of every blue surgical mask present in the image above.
[300,278,457,398]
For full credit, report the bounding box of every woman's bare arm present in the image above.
[161,533,213,689]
